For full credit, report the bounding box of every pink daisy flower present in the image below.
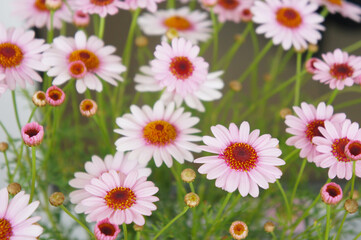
[252,0,325,50]
[21,122,44,147]
[209,0,255,23]
[42,30,126,93]
[312,48,361,90]
[320,182,343,205]
[138,7,212,44]
[194,122,285,197]
[345,140,361,161]
[114,101,201,167]
[120,0,165,12]
[94,218,120,240]
[0,25,49,90]
[285,102,346,163]
[312,0,361,22]
[69,152,151,214]
[45,85,66,106]
[13,0,72,29]
[151,38,209,98]
[82,170,159,225]
[0,188,43,239]
[313,120,361,180]
[135,65,224,112]
[72,0,127,18]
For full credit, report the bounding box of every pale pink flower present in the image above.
[115,101,201,167]
[73,10,91,28]
[320,182,343,205]
[119,0,165,12]
[285,102,346,163]
[0,25,48,90]
[312,48,361,90]
[73,0,127,18]
[312,0,361,22]
[0,74,7,97]
[252,0,325,50]
[13,0,72,29]
[46,85,65,106]
[42,31,126,93]
[194,122,285,197]
[21,122,44,147]
[82,170,159,226]
[207,0,255,23]
[135,65,224,112]
[69,152,151,214]
[138,7,212,44]
[151,38,209,98]
[94,218,120,240]
[305,58,321,74]
[229,221,248,239]
[313,120,361,180]
[345,140,361,161]
[0,188,43,239]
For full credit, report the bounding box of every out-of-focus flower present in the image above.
[184,192,200,207]
[229,221,248,239]
[0,142,9,152]
[305,58,321,74]
[73,0,126,18]
[79,99,98,117]
[119,0,165,13]
[115,101,201,167]
[252,0,324,50]
[181,168,196,183]
[7,183,22,195]
[49,192,65,207]
[312,0,361,22]
[45,0,62,10]
[206,0,255,23]
[73,10,91,28]
[345,140,361,161]
[285,102,346,163]
[46,86,65,106]
[32,91,47,107]
[201,0,217,7]
[94,218,120,240]
[344,199,358,214]
[240,7,253,22]
[21,122,44,147]
[320,182,343,205]
[194,122,285,197]
[264,221,275,233]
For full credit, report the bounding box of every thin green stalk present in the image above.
[11,91,22,132]
[27,107,37,123]
[284,149,300,162]
[327,89,338,105]
[93,15,99,36]
[350,161,356,199]
[98,17,106,39]
[294,52,302,106]
[353,231,361,240]
[12,142,24,177]
[344,38,361,53]
[271,231,277,240]
[167,0,176,8]
[47,10,55,43]
[189,182,195,193]
[30,147,37,202]
[320,7,329,17]
[3,152,12,182]
[189,0,197,10]
[136,231,140,240]
[123,223,128,240]
[210,8,219,69]
[60,205,95,239]
[0,121,19,158]
[290,158,307,208]
[250,22,259,103]
[152,207,189,240]
[324,205,331,240]
[170,166,187,195]
[60,21,67,36]
[276,180,292,226]
[335,98,361,110]
[335,212,348,240]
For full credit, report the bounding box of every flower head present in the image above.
[345,140,361,161]
[252,0,325,50]
[80,99,98,117]
[305,58,321,74]
[73,10,91,28]
[209,0,255,23]
[320,182,343,205]
[0,188,43,239]
[344,199,358,214]
[46,86,65,106]
[194,122,285,197]
[184,192,200,208]
[32,91,47,107]
[7,183,21,195]
[119,0,165,12]
[229,221,248,239]
[115,101,201,167]
[94,218,120,240]
[72,0,126,18]
[311,0,361,22]
[21,122,44,147]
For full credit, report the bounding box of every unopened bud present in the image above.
[294,47,306,54]
[135,36,149,48]
[7,183,22,195]
[166,28,179,41]
[280,108,292,119]
[229,81,242,92]
[264,221,275,233]
[229,221,248,239]
[46,0,62,11]
[49,192,65,207]
[80,99,98,117]
[181,168,196,183]
[350,190,359,200]
[308,44,318,53]
[344,199,358,214]
[73,10,90,28]
[0,142,9,152]
[133,224,143,232]
[32,91,47,107]
[184,192,200,208]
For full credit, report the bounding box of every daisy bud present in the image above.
[229,81,242,92]
[46,86,65,107]
[49,192,65,207]
[184,192,200,208]
[320,182,343,205]
[181,168,196,183]
[229,221,248,240]
[165,28,179,41]
[344,199,358,214]
[345,140,361,161]
[308,44,318,53]
[95,218,120,240]
[7,183,22,195]
[32,91,47,107]
[263,73,272,82]
[45,0,62,11]
[73,10,90,28]
[0,142,8,152]
[280,108,292,119]
[21,122,44,147]
[79,99,98,117]
[240,8,253,22]
[133,224,144,232]
[349,190,359,200]
[305,58,320,74]
[264,221,275,233]
[135,36,149,48]
[201,0,217,7]
[294,47,306,54]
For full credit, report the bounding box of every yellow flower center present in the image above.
[327,0,342,6]
[221,143,258,171]
[143,120,177,145]
[68,49,100,72]
[0,218,12,240]
[164,16,192,31]
[34,0,48,11]
[0,43,23,68]
[105,187,136,210]
[90,0,114,6]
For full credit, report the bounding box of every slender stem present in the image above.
[344,38,361,53]
[93,15,99,36]
[324,205,331,240]
[0,121,19,158]
[3,152,12,182]
[294,52,302,106]
[210,7,218,70]
[335,98,361,110]
[30,147,37,202]
[327,89,338,105]
[98,17,106,39]
[350,161,356,199]
[170,166,187,195]
[276,180,292,226]
[47,10,55,43]
[136,231,140,240]
[152,207,189,240]
[11,91,22,132]
[60,205,95,239]
[335,211,348,240]
[271,231,277,240]
[27,107,37,123]
[250,22,259,103]
[60,21,67,36]
[320,7,329,17]
[290,158,307,208]
[123,223,128,240]
[189,182,195,193]
[353,231,361,240]
[167,0,176,8]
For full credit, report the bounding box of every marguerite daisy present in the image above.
[312,0,361,22]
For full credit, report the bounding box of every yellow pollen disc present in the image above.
[104,187,136,210]
[0,218,12,240]
[0,43,24,68]
[276,7,302,28]
[305,120,325,142]
[218,0,240,10]
[164,16,192,31]
[90,0,114,6]
[143,120,177,146]
[70,62,86,75]
[49,89,62,101]
[234,223,245,235]
[34,0,48,11]
[222,142,258,171]
[69,49,100,72]
[327,0,342,5]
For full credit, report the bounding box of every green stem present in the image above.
[93,15,99,36]
[27,107,37,123]
[60,21,67,36]
[152,207,189,240]
[11,91,22,132]
[170,166,187,195]
[136,231,140,240]
[335,98,361,110]
[290,158,307,209]
[344,38,361,53]
[321,7,329,17]
[167,0,176,8]
[123,223,128,240]
[335,212,348,240]
[250,22,260,103]
[3,152,12,182]
[327,89,338,105]
[353,231,361,240]
[98,17,106,39]
[276,180,292,226]
[324,205,331,240]
[30,147,37,202]
[350,161,356,199]
[294,52,302,106]
[60,205,95,239]
[210,7,218,70]
[0,121,19,158]
[47,10,55,43]
[189,182,195,193]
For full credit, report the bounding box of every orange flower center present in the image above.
[105,187,136,210]
[326,185,341,197]
[69,61,87,77]
[306,120,325,142]
[169,56,194,80]
[90,0,114,6]
[69,50,100,72]
[143,120,177,146]
[81,100,94,111]
[0,218,12,240]
[332,138,350,162]
[0,43,23,68]
[330,63,354,80]
[218,0,240,9]
[233,223,245,235]
[164,16,192,31]
[48,89,63,101]
[327,0,342,6]
[222,143,258,171]
[34,0,48,11]
[98,222,116,236]
[276,7,302,28]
